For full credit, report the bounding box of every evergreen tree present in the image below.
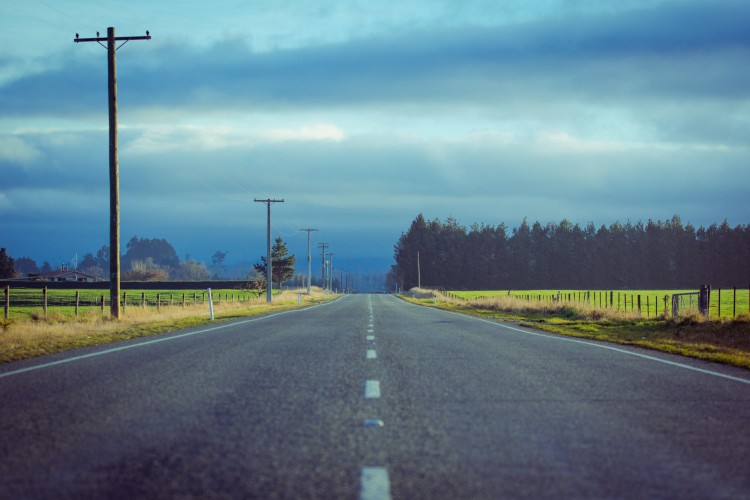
[0,248,16,278]
[393,213,749,290]
[13,257,39,277]
[122,236,180,271]
[78,253,98,270]
[253,237,296,288]
[95,245,110,271]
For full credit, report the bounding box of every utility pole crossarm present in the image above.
[75,34,151,42]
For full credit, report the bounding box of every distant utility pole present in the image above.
[299,228,318,294]
[328,253,335,291]
[75,27,151,319]
[254,198,284,303]
[318,242,328,290]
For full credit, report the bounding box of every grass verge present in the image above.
[0,289,336,364]
[401,289,750,370]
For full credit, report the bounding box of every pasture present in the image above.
[2,287,262,321]
[450,288,750,319]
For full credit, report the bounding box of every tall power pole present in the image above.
[328,253,335,291]
[317,242,328,290]
[299,228,318,294]
[255,198,284,303]
[75,28,151,319]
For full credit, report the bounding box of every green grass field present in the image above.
[2,287,263,320]
[450,288,750,319]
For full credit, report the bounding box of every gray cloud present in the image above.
[2,1,748,117]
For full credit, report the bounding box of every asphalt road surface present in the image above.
[1,294,749,499]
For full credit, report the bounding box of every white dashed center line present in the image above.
[365,380,381,398]
[361,298,390,499]
[360,467,391,500]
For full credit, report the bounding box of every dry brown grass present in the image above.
[424,289,647,322]
[402,289,750,369]
[0,288,333,363]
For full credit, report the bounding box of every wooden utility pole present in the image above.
[255,199,284,303]
[75,27,150,319]
[299,228,318,294]
[318,242,328,290]
[328,253,335,291]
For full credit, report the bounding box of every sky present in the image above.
[1,0,749,281]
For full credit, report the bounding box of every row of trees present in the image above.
[2,237,231,281]
[3,235,299,284]
[393,214,750,290]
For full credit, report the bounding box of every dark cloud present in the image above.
[2,1,748,117]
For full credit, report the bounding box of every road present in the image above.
[1,294,749,499]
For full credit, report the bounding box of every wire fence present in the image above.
[448,285,750,320]
[3,286,263,320]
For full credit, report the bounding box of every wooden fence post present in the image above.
[157,293,161,312]
[123,291,127,314]
[101,295,105,313]
[43,286,47,319]
[75,291,80,317]
[733,286,736,318]
[718,288,721,318]
[141,292,145,309]
[637,295,641,315]
[4,285,9,320]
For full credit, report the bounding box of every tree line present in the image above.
[1,235,299,284]
[392,214,750,291]
[1,237,231,281]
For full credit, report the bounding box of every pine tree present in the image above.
[253,237,296,289]
[0,248,16,279]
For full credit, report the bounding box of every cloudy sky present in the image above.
[1,0,748,278]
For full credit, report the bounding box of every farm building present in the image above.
[29,269,102,283]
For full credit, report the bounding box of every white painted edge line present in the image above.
[365,380,381,398]
[0,300,335,380]
[367,335,375,341]
[360,467,391,500]
[423,304,750,386]
[367,349,377,359]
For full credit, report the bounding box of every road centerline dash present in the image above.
[360,467,391,500]
[365,380,381,398]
